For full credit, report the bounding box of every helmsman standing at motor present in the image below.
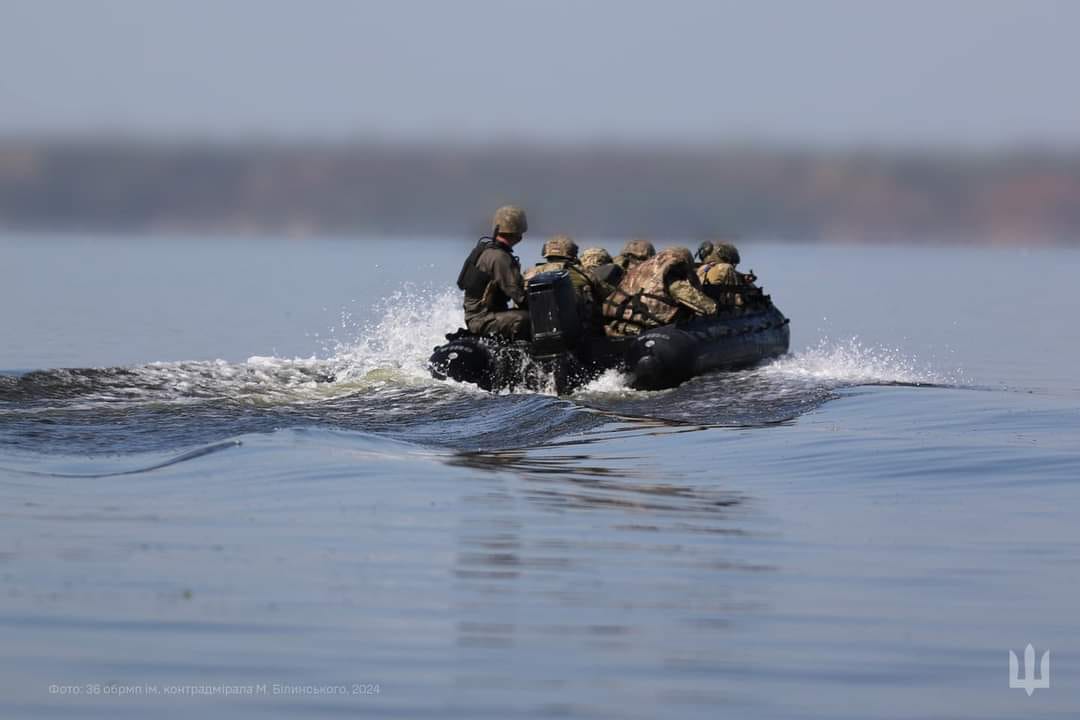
[457,206,531,341]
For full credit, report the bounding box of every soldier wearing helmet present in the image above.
[523,234,578,282]
[696,242,755,309]
[613,239,656,272]
[603,246,718,337]
[456,205,531,340]
[524,234,604,332]
[580,246,624,291]
[579,247,612,271]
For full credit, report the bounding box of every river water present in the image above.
[1,235,1078,718]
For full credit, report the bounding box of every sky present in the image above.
[1,0,1078,147]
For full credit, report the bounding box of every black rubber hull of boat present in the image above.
[429,303,789,393]
[623,304,790,390]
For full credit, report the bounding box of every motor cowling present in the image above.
[527,270,582,357]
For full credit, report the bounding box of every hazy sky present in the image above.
[2,0,1078,146]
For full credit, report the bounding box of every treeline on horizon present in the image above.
[1,138,1079,243]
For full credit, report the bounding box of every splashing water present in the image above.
[1,287,971,453]
[571,336,968,426]
[326,284,463,382]
[757,337,965,388]
[0,285,466,412]
[578,368,634,396]
[576,337,963,408]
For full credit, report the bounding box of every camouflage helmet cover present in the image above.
[662,246,695,267]
[708,242,741,265]
[621,238,656,260]
[696,240,715,262]
[580,247,613,269]
[492,205,528,235]
[542,234,578,259]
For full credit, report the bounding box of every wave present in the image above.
[0,285,465,409]
[0,440,242,478]
[572,336,967,426]
[0,286,966,456]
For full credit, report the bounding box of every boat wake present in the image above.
[0,286,966,457]
[758,337,965,388]
[573,335,963,425]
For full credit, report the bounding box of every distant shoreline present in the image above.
[2,139,1078,244]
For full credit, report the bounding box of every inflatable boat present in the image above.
[429,270,789,393]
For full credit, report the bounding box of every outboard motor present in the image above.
[527,270,582,357]
[524,270,586,393]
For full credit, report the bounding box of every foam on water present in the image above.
[1,285,974,454]
[578,368,634,396]
[326,284,462,382]
[757,337,965,388]
[0,285,466,409]
[2,279,965,415]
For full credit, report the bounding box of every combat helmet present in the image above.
[708,242,741,265]
[580,247,613,269]
[621,238,656,260]
[542,234,578,259]
[492,205,528,236]
[696,241,715,263]
[664,246,695,266]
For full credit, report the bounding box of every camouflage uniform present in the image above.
[613,239,656,272]
[697,261,742,308]
[577,247,620,296]
[460,206,531,340]
[603,247,717,337]
[697,260,742,286]
[696,243,748,308]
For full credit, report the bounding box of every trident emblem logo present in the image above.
[1009,644,1050,695]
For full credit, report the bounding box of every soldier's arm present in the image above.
[567,265,611,301]
[493,253,528,306]
[668,279,718,316]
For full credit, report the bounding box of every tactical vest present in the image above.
[458,240,522,315]
[457,239,498,299]
[602,252,686,332]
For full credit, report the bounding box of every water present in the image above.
[1,235,1078,718]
